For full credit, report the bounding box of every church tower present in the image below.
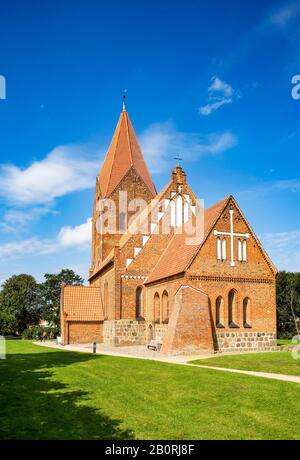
[90,105,156,276]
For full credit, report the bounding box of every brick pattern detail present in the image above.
[67,321,103,344]
[160,285,214,355]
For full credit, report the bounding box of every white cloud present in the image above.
[200,99,233,116]
[268,2,300,28]
[209,76,234,97]
[58,218,92,247]
[199,76,239,116]
[0,206,55,233]
[0,238,56,259]
[140,121,238,173]
[0,120,238,206]
[0,144,99,206]
[238,177,300,201]
[0,217,92,260]
[262,231,300,272]
[275,178,300,191]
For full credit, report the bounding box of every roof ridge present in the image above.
[106,113,125,197]
[125,112,133,164]
[64,285,101,289]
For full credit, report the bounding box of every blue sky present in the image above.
[0,0,299,283]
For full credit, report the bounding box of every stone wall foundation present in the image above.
[103,320,147,346]
[216,331,277,352]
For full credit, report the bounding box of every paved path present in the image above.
[34,342,300,384]
[35,341,212,364]
[185,363,300,384]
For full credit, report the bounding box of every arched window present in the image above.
[170,200,176,227]
[136,286,144,320]
[243,297,251,328]
[216,296,225,328]
[176,195,183,227]
[217,237,222,260]
[238,239,242,262]
[228,289,239,328]
[222,239,227,261]
[154,292,160,324]
[162,291,169,324]
[242,240,247,262]
[104,282,109,320]
[119,212,127,233]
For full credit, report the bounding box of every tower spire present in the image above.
[122,89,127,112]
[98,107,156,198]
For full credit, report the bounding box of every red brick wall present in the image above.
[67,321,103,344]
[160,285,214,354]
[90,167,154,272]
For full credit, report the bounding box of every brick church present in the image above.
[60,105,277,354]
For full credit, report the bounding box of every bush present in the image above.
[278,331,297,340]
[22,325,59,341]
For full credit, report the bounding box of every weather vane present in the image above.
[123,89,127,112]
[174,154,183,167]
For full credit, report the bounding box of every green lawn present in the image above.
[1,340,300,440]
[191,351,300,377]
[277,339,294,347]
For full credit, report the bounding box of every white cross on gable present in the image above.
[213,209,250,267]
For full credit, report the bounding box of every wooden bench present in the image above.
[147,340,161,352]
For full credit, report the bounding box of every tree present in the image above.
[0,274,41,334]
[276,271,300,338]
[40,269,84,328]
[0,309,17,335]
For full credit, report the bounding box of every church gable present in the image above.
[122,167,199,276]
[188,196,276,279]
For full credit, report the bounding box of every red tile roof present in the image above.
[146,232,199,284]
[99,110,156,198]
[62,285,104,321]
[146,196,230,284]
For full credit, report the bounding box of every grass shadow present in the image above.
[0,346,134,440]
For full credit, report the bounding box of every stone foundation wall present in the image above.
[216,331,277,352]
[103,320,147,346]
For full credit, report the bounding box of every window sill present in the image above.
[229,322,239,329]
[216,323,225,329]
